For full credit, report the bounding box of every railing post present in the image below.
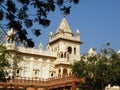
[71,82,76,90]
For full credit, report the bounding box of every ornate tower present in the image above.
[48,16,83,76]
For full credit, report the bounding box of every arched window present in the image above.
[16,69,19,74]
[58,69,61,77]
[63,68,68,76]
[51,73,53,77]
[68,47,72,54]
[74,47,76,54]
[64,52,66,58]
[59,69,61,73]
[61,53,63,58]
[35,71,37,75]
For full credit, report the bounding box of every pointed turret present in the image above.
[48,16,83,45]
[55,16,73,37]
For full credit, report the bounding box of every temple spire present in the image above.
[55,15,73,37]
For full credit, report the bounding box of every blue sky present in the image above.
[31,0,120,54]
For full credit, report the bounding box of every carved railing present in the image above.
[0,75,86,90]
[4,43,57,57]
[9,77,47,85]
[18,47,57,57]
[46,75,76,84]
[7,74,81,86]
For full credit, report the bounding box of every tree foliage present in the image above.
[71,44,120,90]
[0,0,79,47]
[0,41,10,82]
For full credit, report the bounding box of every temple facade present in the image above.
[4,16,82,80]
[1,16,119,90]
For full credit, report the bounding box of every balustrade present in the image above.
[0,75,84,90]
[18,47,57,57]
[8,74,77,85]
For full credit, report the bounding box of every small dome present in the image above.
[88,48,97,56]
[38,43,43,49]
[76,29,80,34]
[117,50,120,54]
[49,32,53,36]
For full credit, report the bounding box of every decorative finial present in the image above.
[63,12,67,18]
[76,29,80,37]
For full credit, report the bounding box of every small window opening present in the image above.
[68,47,72,54]
[16,70,19,74]
[74,48,76,54]
[61,53,63,58]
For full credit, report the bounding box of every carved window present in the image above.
[51,73,53,77]
[33,69,39,77]
[58,69,61,77]
[35,71,37,75]
[61,53,63,58]
[59,69,61,73]
[16,70,19,74]
[74,47,76,55]
[63,68,68,76]
[68,47,72,54]
[16,68,21,76]
[64,52,66,58]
